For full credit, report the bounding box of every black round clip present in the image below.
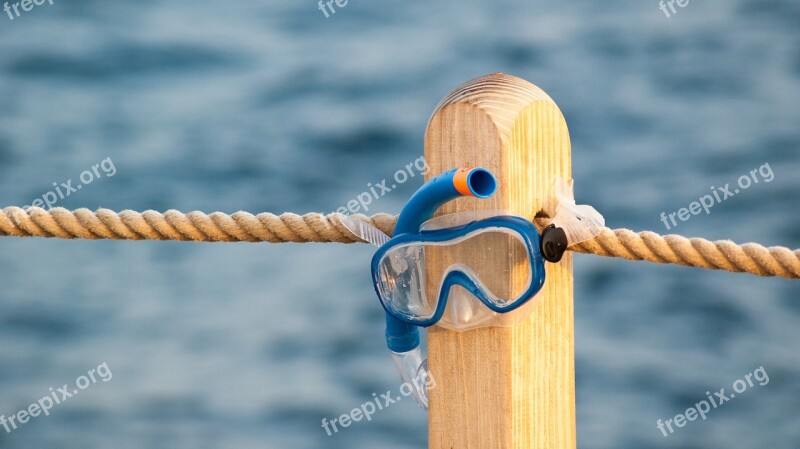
[540,224,567,263]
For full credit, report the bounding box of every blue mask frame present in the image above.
[359,167,576,409]
[377,167,562,353]
[371,214,546,328]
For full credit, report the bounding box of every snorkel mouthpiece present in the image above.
[391,348,430,408]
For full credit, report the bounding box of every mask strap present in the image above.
[543,177,605,262]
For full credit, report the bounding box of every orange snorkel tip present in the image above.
[452,167,496,198]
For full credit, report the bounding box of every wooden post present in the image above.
[425,73,575,449]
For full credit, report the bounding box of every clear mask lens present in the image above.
[376,228,532,322]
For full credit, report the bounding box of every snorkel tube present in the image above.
[387,167,497,408]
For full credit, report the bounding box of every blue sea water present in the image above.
[0,0,798,447]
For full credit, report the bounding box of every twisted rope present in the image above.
[2,207,799,279]
[0,207,392,243]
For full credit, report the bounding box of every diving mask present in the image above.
[341,168,604,409]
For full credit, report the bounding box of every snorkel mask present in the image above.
[342,167,603,409]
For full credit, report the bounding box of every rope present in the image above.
[2,206,799,279]
[0,207,392,243]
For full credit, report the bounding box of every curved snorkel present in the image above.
[385,167,497,408]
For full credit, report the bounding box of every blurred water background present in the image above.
[0,0,798,448]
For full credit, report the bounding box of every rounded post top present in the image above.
[428,73,558,138]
